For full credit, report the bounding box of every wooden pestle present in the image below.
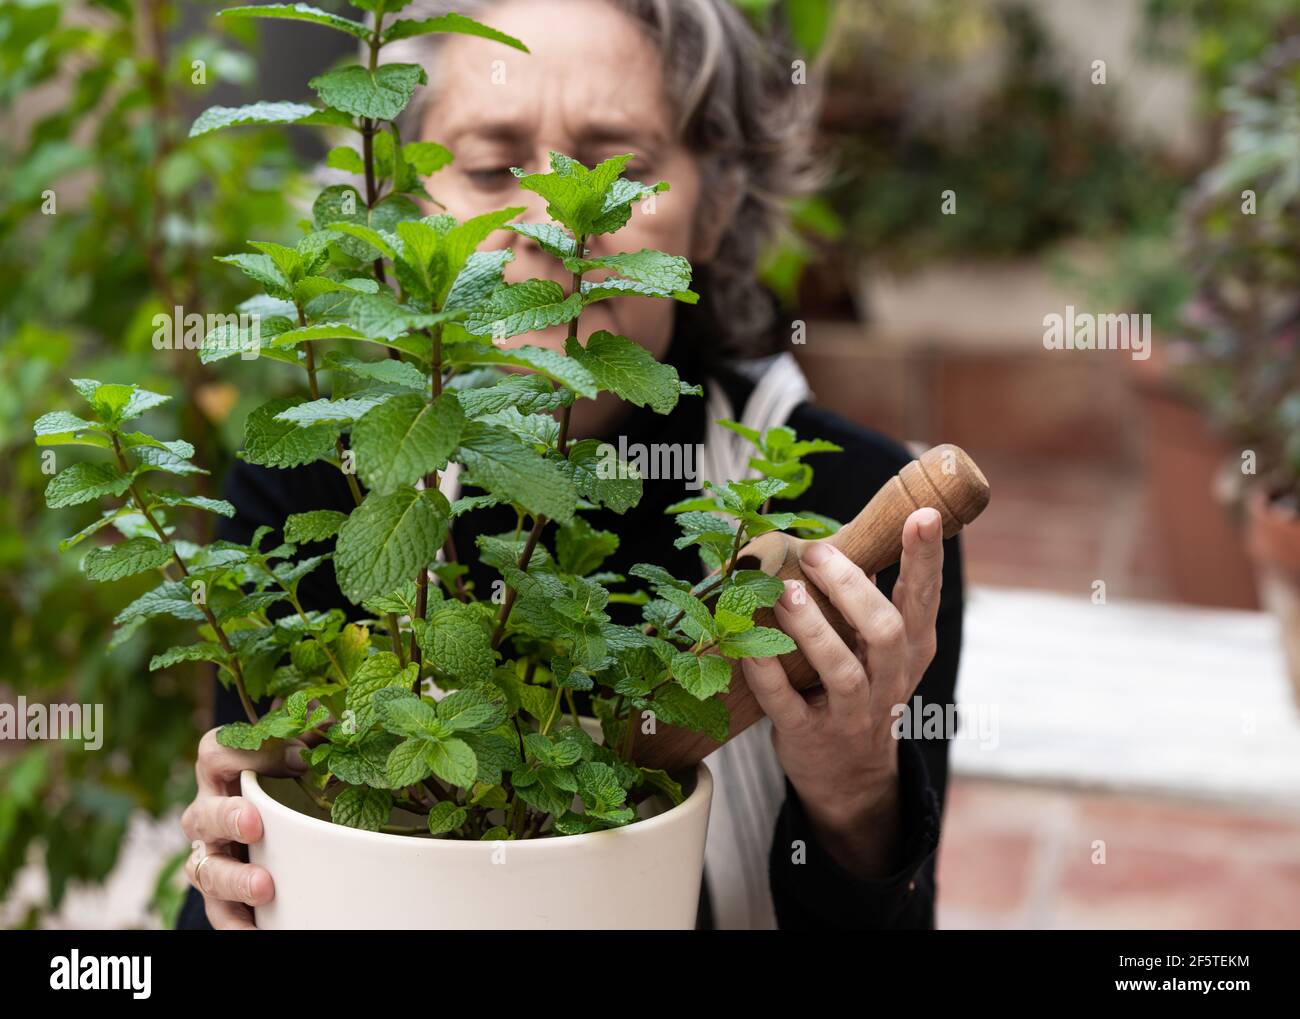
[631,443,990,773]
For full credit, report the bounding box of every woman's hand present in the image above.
[740,506,945,880]
[181,728,308,930]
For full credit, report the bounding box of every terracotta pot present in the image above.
[241,763,713,930]
[1246,488,1300,710]
[1130,343,1259,609]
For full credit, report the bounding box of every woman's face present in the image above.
[419,0,708,399]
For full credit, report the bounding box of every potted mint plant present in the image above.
[33,2,841,928]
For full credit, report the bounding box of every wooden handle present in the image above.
[631,444,990,772]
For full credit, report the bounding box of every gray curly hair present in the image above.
[381,0,821,359]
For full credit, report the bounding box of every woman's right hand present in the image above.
[181,728,308,930]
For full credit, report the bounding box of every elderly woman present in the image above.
[179,0,963,930]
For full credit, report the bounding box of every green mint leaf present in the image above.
[115,580,207,625]
[114,386,170,423]
[717,419,761,445]
[386,737,435,787]
[334,486,450,604]
[309,63,427,121]
[272,554,329,588]
[435,208,525,300]
[268,322,368,347]
[444,249,513,313]
[382,12,529,50]
[647,683,729,743]
[463,279,582,341]
[576,760,627,810]
[189,101,351,138]
[129,441,207,478]
[83,536,173,582]
[218,4,369,40]
[415,601,497,684]
[426,737,477,788]
[452,343,597,398]
[581,276,698,304]
[331,786,392,831]
[557,438,642,514]
[361,580,420,618]
[215,722,265,751]
[587,178,669,235]
[717,625,797,659]
[556,516,618,576]
[426,800,467,835]
[629,563,692,592]
[325,145,365,174]
[329,730,402,786]
[284,510,348,544]
[730,570,786,607]
[201,316,291,364]
[564,330,682,414]
[351,392,465,495]
[313,186,419,261]
[457,421,577,522]
[511,152,643,236]
[334,623,371,680]
[81,382,134,422]
[273,390,397,427]
[33,410,106,447]
[242,397,341,469]
[214,252,293,300]
[639,767,685,806]
[507,222,575,258]
[403,140,453,176]
[247,240,304,284]
[463,732,522,785]
[479,406,559,447]
[658,586,718,642]
[147,492,236,518]
[714,585,758,636]
[455,373,566,417]
[566,249,692,294]
[436,686,506,732]
[45,463,132,509]
[346,653,418,734]
[324,352,427,391]
[790,511,841,538]
[671,651,732,699]
[149,642,226,672]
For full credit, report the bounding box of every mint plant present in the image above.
[36,1,839,840]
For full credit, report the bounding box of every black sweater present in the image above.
[178,318,963,931]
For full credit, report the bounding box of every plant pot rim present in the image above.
[241,761,713,854]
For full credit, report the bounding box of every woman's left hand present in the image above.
[740,506,945,880]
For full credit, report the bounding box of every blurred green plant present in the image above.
[827,4,1186,275]
[0,0,301,926]
[1143,0,1300,110]
[1178,36,1300,502]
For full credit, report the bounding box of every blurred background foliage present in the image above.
[0,0,1297,926]
[0,0,303,926]
[1178,36,1300,501]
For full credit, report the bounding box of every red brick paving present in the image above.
[938,779,1300,929]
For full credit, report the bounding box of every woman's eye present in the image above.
[465,167,515,189]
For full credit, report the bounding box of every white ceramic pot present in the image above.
[241,764,713,929]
